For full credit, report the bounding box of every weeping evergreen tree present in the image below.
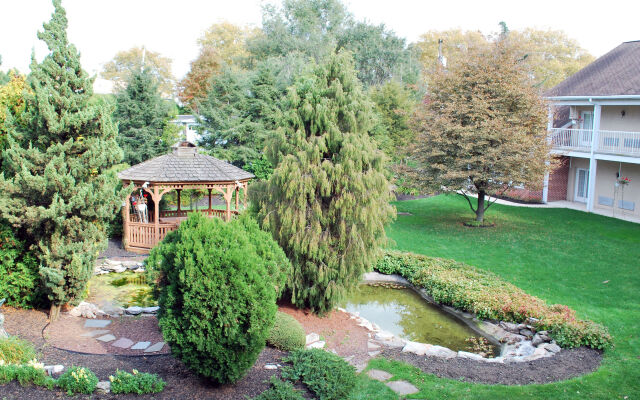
[114,68,175,165]
[0,0,124,320]
[257,52,395,313]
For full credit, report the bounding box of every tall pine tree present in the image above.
[257,52,395,313]
[114,68,175,165]
[0,0,124,320]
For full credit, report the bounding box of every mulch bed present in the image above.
[43,314,168,355]
[2,307,292,399]
[381,346,603,385]
[279,303,372,367]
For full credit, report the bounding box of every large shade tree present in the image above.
[0,0,124,320]
[405,41,551,223]
[101,46,175,97]
[257,52,395,313]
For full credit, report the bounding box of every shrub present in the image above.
[56,366,98,395]
[375,250,613,350]
[267,312,306,351]
[0,363,55,389]
[109,369,166,394]
[253,376,305,400]
[282,349,357,400]
[0,221,41,308]
[0,337,37,364]
[148,213,289,384]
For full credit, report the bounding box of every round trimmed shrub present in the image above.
[148,213,290,384]
[267,312,306,351]
[56,366,98,395]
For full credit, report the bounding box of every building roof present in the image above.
[118,142,254,183]
[548,40,640,97]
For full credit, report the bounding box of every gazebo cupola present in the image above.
[118,141,254,253]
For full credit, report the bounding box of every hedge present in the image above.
[375,250,612,350]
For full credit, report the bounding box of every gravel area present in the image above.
[381,346,602,385]
[98,238,147,260]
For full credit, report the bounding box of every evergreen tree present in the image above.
[257,52,395,313]
[198,64,283,177]
[0,0,124,320]
[114,69,175,165]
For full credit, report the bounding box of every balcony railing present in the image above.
[550,128,640,157]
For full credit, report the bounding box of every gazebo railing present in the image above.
[159,209,239,219]
[127,222,178,249]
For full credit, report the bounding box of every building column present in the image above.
[587,104,601,212]
[542,105,554,204]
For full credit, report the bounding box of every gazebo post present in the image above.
[243,183,248,210]
[208,188,212,212]
[235,186,239,211]
[177,189,181,213]
[224,185,233,222]
[152,185,160,245]
[123,193,131,250]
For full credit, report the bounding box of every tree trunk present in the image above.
[475,190,486,222]
[49,303,61,322]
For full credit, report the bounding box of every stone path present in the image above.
[81,319,165,354]
[366,368,420,396]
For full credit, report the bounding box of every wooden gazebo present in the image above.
[118,142,254,253]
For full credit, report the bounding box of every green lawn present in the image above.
[365,194,639,399]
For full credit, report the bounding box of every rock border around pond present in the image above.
[67,259,158,318]
[353,272,562,363]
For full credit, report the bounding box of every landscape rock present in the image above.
[543,343,561,353]
[531,333,545,346]
[368,351,381,357]
[142,306,160,314]
[367,369,392,382]
[457,351,483,360]
[402,341,431,355]
[499,321,520,334]
[96,381,111,393]
[374,331,394,341]
[515,341,536,357]
[386,380,419,395]
[484,356,505,363]
[69,302,105,319]
[519,329,534,338]
[264,364,278,370]
[501,332,526,345]
[306,341,325,349]
[144,342,165,353]
[305,333,320,345]
[367,341,381,350]
[44,365,64,376]
[425,345,457,359]
[125,306,143,315]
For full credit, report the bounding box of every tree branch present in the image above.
[457,190,477,213]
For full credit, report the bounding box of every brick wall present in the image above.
[503,156,570,202]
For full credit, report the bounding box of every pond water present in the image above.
[341,284,496,353]
[86,272,156,311]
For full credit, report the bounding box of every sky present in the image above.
[1,0,638,92]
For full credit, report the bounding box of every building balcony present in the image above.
[550,128,640,158]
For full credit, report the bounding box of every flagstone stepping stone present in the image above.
[386,380,419,395]
[144,342,165,353]
[130,341,151,350]
[111,338,134,349]
[96,334,116,342]
[80,329,111,337]
[386,380,419,396]
[84,319,111,328]
[367,369,393,382]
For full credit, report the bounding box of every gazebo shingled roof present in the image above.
[118,142,254,182]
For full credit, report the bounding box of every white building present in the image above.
[171,115,201,144]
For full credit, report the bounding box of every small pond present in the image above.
[86,272,156,312]
[341,284,497,354]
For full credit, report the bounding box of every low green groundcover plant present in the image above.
[56,366,99,395]
[0,362,56,389]
[0,337,38,365]
[147,213,290,384]
[282,349,357,400]
[267,311,306,351]
[253,376,305,400]
[376,250,612,349]
[109,369,166,394]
